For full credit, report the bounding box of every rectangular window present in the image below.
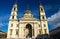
[16,29,19,35]
[10,29,12,35]
[44,29,47,34]
[44,24,46,27]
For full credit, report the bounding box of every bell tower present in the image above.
[39,4,49,39]
[10,3,18,20]
[39,4,46,20]
[7,3,19,38]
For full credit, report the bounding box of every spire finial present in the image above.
[40,3,43,6]
[38,0,42,6]
[15,0,18,5]
[26,5,30,10]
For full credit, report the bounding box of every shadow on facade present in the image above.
[49,27,60,39]
[35,34,49,39]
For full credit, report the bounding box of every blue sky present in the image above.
[0,0,60,32]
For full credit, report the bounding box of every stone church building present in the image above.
[7,3,49,39]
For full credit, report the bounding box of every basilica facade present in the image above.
[7,3,49,39]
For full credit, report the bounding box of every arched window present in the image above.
[14,8,15,11]
[12,16,14,19]
[40,8,44,12]
[41,8,43,11]
[42,16,45,20]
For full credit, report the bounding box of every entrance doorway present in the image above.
[25,24,32,38]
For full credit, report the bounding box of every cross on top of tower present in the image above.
[13,0,18,6]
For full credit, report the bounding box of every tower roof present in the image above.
[13,0,18,7]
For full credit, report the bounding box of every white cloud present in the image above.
[0,23,4,27]
[0,14,9,27]
[0,14,9,21]
[0,22,8,27]
[48,9,60,29]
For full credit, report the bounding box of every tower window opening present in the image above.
[14,8,15,11]
[41,8,43,12]
[42,16,45,20]
[12,16,14,19]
